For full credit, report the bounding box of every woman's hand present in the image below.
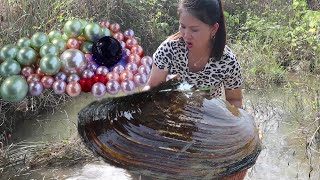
[225,88,243,108]
[145,64,168,89]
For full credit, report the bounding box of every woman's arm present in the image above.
[225,88,243,108]
[143,64,168,90]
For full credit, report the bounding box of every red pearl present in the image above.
[79,78,94,92]
[92,74,108,84]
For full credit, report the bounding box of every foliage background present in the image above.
[1,0,319,88]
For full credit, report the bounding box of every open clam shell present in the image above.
[78,80,261,179]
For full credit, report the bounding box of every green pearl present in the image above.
[80,41,93,54]
[63,19,83,38]
[39,54,61,75]
[0,75,28,102]
[51,38,67,53]
[31,32,49,49]
[79,19,89,29]
[0,44,19,62]
[101,28,111,37]
[16,47,37,66]
[40,43,59,57]
[84,23,102,42]
[0,59,21,76]
[17,37,31,48]
[62,33,69,41]
[48,30,62,41]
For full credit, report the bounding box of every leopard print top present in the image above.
[153,38,243,97]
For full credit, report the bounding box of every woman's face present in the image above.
[179,9,216,51]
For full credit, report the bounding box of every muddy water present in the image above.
[244,88,320,180]
[2,87,320,180]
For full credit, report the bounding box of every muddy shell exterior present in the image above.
[78,80,261,179]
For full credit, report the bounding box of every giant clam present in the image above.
[78,79,261,179]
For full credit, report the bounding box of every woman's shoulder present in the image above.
[163,36,184,46]
[222,45,238,62]
[156,37,185,53]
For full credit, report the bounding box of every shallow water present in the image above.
[244,88,320,180]
[2,87,320,179]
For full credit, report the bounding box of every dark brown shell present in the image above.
[78,80,261,179]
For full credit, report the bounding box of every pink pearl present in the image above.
[110,23,120,33]
[119,41,126,48]
[52,80,67,94]
[67,38,80,49]
[124,29,135,39]
[91,82,106,98]
[125,62,138,75]
[96,66,109,75]
[28,81,43,96]
[87,62,98,71]
[138,65,151,75]
[82,69,95,78]
[106,71,119,81]
[27,74,41,83]
[113,32,124,42]
[141,56,153,67]
[85,53,94,62]
[66,81,81,97]
[21,66,34,77]
[41,76,54,89]
[112,64,124,74]
[67,73,81,83]
[121,79,136,94]
[55,72,67,81]
[99,20,110,28]
[123,48,131,56]
[106,80,120,95]
[133,73,148,86]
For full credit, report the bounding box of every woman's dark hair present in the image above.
[170,0,226,61]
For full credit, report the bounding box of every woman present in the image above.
[145,0,247,179]
[146,0,243,109]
